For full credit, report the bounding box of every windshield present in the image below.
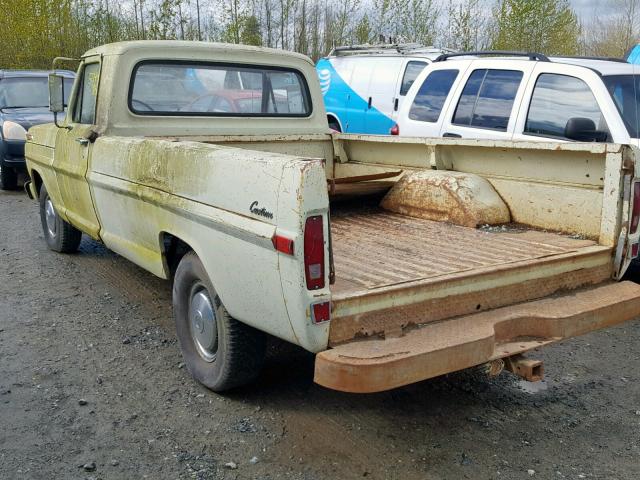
[603,75,640,138]
[0,77,73,109]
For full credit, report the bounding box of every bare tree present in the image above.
[582,0,640,57]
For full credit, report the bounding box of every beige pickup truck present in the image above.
[25,41,640,393]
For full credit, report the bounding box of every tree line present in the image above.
[0,0,639,69]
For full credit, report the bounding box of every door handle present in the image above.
[442,132,462,138]
[367,97,372,109]
[75,137,89,146]
[394,98,399,111]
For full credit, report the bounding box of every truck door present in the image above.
[54,58,101,238]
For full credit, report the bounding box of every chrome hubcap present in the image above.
[45,198,57,238]
[189,286,218,362]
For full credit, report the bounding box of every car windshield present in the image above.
[0,76,73,109]
[603,75,640,138]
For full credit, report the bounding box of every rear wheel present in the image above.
[0,164,17,190]
[328,117,341,132]
[173,251,266,391]
[39,184,82,253]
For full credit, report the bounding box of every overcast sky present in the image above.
[569,0,617,19]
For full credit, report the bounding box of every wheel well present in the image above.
[161,232,192,278]
[31,170,43,196]
[327,114,342,132]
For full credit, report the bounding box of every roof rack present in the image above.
[433,51,550,62]
[329,43,456,57]
[553,55,628,64]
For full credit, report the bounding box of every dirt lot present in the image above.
[2,188,640,480]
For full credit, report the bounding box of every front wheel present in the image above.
[0,164,17,190]
[39,185,82,253]
[173,251,266,391]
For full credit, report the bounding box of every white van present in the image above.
[396,52,640,146]
[316,44,454,134]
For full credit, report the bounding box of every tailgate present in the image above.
[315,281,640,393]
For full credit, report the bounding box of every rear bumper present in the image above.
[315,281,640,393]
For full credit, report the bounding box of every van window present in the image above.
[525,74,609,140]
[130,62,311,117]
[452,69,523,131]
[408,69,459,122]
[73,63,100,124]
[400,61,428,96]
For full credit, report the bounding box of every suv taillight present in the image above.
[632,182,640,234]
[304,215,325,290]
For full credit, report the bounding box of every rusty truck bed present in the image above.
[320,208,640,393]
[328,208,615,346]
[330,209,601,295]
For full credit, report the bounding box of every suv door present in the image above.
[54,58,101,238]
[397,67,462,137]
[513,63,628,144]
[439,61,534,140]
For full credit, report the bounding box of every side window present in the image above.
[525,73,609,140]
[73,63,100,124]
[400,61,428,96]
[452,69,523,131]
[408,69,459,122]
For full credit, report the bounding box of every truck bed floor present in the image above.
[330,209,603,296]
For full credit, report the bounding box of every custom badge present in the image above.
[249,201,273,219]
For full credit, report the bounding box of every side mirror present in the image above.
[48,73,65,114]
[564,117,607,142]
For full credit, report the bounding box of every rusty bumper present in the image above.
[314,281,640,393]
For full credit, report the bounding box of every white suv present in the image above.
[396,52,640,146]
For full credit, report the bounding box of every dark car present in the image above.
[0,70,75,190]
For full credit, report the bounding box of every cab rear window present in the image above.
[129,61,312,117]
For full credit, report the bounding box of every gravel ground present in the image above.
[2,188,640,480]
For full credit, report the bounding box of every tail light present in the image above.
[304,215,325,290]
[390,124,400,135]
[311,301,331,323]
[272,234,294,255]
[631,182,640,234]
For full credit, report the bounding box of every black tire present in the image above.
[0,164,17,190]
[39,184,82,253]
[173,251,266,391]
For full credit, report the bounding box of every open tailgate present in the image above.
[315,281,640,393]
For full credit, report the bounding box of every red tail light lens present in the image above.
[632,182,640,234]
[304,215,325,290]
[312,301,331,323]
[390,124,400,135]
[272,234,294,255]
